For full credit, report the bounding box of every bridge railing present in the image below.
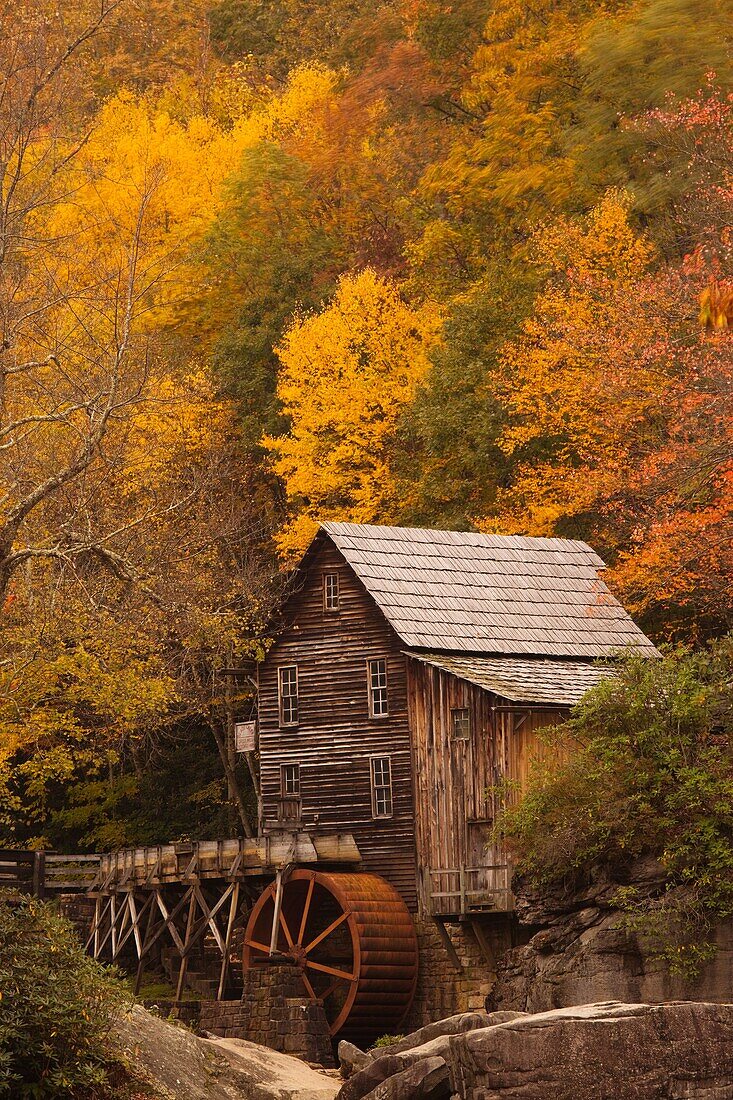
[0,850,102,898]
[44,853,101,892]
[0,849,46,897]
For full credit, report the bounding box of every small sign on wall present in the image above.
[234,720,257,753]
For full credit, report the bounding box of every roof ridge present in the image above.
[320,520,597,554]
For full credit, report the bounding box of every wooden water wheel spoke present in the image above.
[278,909,295,948]
[319,975,343,1002]
[300,969,319,1002]
[303,910,349,954]
[243,870,418,1042]
[244,937,272,954]
[305,959,356,982]
[297,875,315,945]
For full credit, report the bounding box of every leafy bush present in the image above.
[0,894,130,1097]
[496,639,733,974]
[370,1033,405,1049]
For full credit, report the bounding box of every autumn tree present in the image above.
[487,191,655,538]
[0,8,281,846]
[208,0,403,79]
[197,55,450,446]
[485,176,732,635]
[402,0,733,528]
[264,269,442,557]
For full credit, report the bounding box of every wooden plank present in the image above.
[176,890,198,1001]
[432,918,463,973]
[256,539,419,908]
[90,832,360,890]
[217,881,240,1000]
[471,918,496,967]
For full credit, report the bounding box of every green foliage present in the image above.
[410,0,490,67]
[0,896,129,1097]
[573,0,733,223]
[208,0,402,77]
[399,263,538,528]
[203,142,343,447]
[2,723,251,852]
[497,641,733,973]
[370,1033,405,1049]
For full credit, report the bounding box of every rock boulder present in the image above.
[336,1001,733,1100]
[112,1003,340,1100]
[447,1001,733,1099]
[491,866,733,1013]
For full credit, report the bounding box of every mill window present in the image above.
[451,707,471,740]
[323,572,340,611]
[278,665,299,726]
[281,763,300,796]
[370,756,393,818]
[367,658,388,717]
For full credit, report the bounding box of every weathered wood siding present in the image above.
[258,542,417,908]
[407,658,567,916]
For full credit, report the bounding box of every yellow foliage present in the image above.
[480,191,655,534]
[699,279,733,330]
[264,269,442,558]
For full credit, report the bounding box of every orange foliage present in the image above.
[483,180,733,633]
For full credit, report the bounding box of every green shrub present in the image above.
[370,1033,405,1049]
[0,894,130,1097]
[496,639,733,975]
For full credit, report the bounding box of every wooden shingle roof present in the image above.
[320,521,656,659]
[405,652,616,705]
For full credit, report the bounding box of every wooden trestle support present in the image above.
[85,834,362,1002]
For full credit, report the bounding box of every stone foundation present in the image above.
[57,893,96,942]
[200,963,335,1067]
[144,999,200,1026]
[403,916,513,1033]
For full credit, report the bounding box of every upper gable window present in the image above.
[323,572,340,612]
[367,658,389,718]
[278,665,299,727]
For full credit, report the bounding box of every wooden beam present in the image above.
[269,869,284,957]
[134,894,159,996]
[186,884,235,957]
[176,890,198,1001]
[470,918,496,969]
[154,889,190,955]
[217,881,240,1000]
[432,918,463,973]
[112,892,155,963]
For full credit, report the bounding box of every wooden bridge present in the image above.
[0,849,101,897]
[2,834,362,1003]
[84,833,361,1001]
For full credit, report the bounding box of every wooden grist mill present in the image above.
[83,522,656,1053]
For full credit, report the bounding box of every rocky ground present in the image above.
[334,1001,733,1099]
[110,999,733,1099]
[110,1003,340,1099]
[490,859,733,1012]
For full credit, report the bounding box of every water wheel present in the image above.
[242,869,418,1042]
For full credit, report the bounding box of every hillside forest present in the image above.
[1,0,731,852]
